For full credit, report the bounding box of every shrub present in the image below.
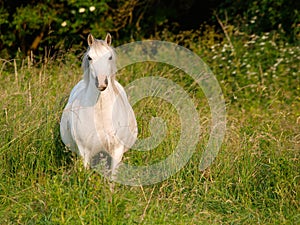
[0,0,110,58]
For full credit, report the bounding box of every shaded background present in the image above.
[0,0,299,59]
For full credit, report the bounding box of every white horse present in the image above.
[60,33,137,176]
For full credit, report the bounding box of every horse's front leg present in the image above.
[75,143,92,169]
[110,145,125,179]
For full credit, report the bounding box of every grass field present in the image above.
[0,27,299,224]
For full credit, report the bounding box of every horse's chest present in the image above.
[71,91,134,153]
[98,100,134,145]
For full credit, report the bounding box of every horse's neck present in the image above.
[84,75,118,106]
[97,78,118,105]
[83,76,100,106]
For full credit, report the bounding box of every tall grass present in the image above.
[0,26,299,224]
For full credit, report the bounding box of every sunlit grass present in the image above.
[0,27,299,224]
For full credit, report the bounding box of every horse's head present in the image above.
[84,33,116,91]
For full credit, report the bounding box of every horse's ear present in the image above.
[105,33,112,46]
[87,34,94,46]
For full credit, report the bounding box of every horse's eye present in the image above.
[87,55,92,61]
[108,55,112,60]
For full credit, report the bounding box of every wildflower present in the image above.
[79,8,85,13]
[269,40,276,47]
[250,16,257,23]
[61,21,67,27]
[274,58,283,68]
[89,6,96,12]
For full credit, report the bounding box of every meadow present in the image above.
[0,27,299,224]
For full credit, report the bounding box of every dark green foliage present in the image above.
[1,0,299,58]
[0,0,109,58]
[216,0,300,42]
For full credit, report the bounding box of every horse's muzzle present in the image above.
[96,76,108,91]
[98,86,107,91]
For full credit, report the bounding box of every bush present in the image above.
[0,0,110,58]
[216,0,300,42]
[0,0,299,59]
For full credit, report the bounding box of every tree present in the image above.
[0,0,110,58]
[0,0,299,59]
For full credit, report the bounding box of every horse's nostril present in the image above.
[99,85,107,91]
[104,77,108,85]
